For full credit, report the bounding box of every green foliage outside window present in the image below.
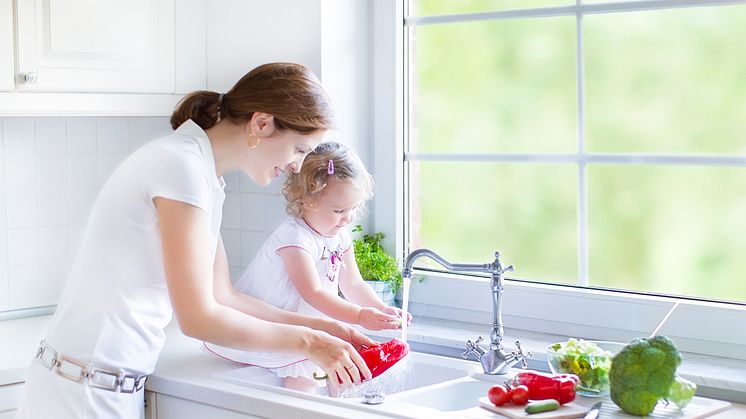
[409,1,746,303]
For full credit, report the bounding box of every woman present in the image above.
[16,63,373,419]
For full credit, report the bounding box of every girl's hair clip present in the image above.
[327,159,334,175]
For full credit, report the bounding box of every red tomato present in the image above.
[487,384,510,406]
[509,385,530,405]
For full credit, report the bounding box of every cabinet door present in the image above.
[0,0,13,90]
[145,391,156,419]
[16,0,175,93]
[155,394,262,419]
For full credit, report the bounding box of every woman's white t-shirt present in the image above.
[16,120,225,419]
[204,216,352,379]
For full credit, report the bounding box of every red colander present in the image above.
[358,338,410,380]
[315,338,410,384]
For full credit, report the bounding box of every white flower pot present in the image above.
[365,280,395,306]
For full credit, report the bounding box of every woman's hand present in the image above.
[318,318,378,350]
[357,307,401,331]
[304,330,372,395]
[381,306,412,327]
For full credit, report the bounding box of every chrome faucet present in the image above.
[402,249,531,375]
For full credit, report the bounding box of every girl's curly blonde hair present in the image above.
[283,142,374,217]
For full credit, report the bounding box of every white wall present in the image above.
[205,0,375,279]
[321,0,374,232]
[0,0,376,311]
[205,0,323,92]
[0,116,173,311]
[320,0,371,165]
[206,0,322,281]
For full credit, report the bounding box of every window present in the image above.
[405,0,746,304]
[369,0,746,359]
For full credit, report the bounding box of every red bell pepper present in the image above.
[358,338,410,380]
[510,370,579,404]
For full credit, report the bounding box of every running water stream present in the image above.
[339,275,413,399]
[400,276,411,343]
[339,276,413,399]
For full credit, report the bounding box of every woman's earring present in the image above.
[248,133,261,148]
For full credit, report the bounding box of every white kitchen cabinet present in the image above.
[16,0,175,93]
[0,382,23,419]
[145,390,157,419]
[0,0,13,91]
[155,393,262,419]
[0,0,206,115]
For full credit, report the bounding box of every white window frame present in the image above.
[371,0,746,360]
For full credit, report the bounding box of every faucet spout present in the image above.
[402,249,530,375]
[402,248,491,279]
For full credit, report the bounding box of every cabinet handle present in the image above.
[23,72,37,84]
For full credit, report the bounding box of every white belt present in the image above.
[35,340,147,393]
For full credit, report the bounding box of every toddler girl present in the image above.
[205,142,410,393]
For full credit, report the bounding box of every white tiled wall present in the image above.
[0,117,284,313]
[220,170,290,281]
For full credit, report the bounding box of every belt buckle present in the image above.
[120,375,138,393]
[120,375,147,393]
[37,345,59,371]
[55,355,89,383]
[88,367,122,392]
[135,376,147,392]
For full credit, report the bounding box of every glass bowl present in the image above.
[546,339,625,397]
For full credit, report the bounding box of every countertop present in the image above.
[372,317,746,401]
[0,315,50,386]
[1,315,745,418]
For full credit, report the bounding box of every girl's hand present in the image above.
[381,306,413,327]
[357,307,401,331]
[304,330,372,394]
[319,318,378,350]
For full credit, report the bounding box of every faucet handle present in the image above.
[492,251,515,276]
[462,336,486,360]
[512,340,533,369]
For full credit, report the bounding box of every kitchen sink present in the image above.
[388,376,495,411]
[393,377,491,411]
[212,351,480,395]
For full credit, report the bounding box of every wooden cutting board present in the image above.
[478,397,588,419]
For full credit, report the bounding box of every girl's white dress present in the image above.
[204,216,351,381]
[16,120,226,419]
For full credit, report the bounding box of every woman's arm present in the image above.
[212,237,376,348]
[280,247,399,330]
[155,197,370,384]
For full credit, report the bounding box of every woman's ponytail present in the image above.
[170,91,221,130]
[170,63,334,133]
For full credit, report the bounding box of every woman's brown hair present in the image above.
[170,62,335,132]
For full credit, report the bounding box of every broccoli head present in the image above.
[609,335,682,416]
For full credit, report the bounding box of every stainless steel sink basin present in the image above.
[389,377,494,411]
[213,351,480,395]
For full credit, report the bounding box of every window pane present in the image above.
[582,0,674,3]
[412,17,576,153]
[410,162,577,282]
[584,5,746,154]
[588,165,746,303]
[412,0,572,16]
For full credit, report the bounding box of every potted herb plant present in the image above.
[352,225,402,306]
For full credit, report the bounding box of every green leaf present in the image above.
[352,227,403,294]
